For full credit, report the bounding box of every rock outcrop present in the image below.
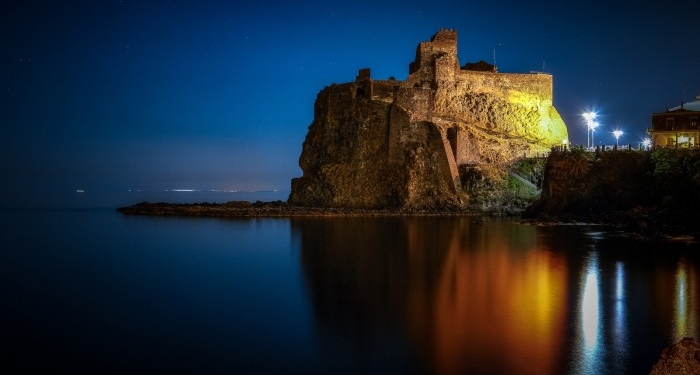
[649,337,700,375]
[523,147,700,238]
[289,29,568,210]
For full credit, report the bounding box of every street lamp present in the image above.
[590,121,599,148]
[642,138,651,150]
[613,130,623,147]
[583,112,597,148]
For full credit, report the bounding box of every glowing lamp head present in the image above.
[613,130,623,139]
[582,112,597,122]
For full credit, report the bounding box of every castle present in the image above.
[289,29,568,209]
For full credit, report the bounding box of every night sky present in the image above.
[2,0,699,208]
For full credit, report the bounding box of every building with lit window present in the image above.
[648,95,700,148]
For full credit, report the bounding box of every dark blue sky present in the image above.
[2,0,699,207]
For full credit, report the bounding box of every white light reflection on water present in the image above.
[612,261,629,372]
[673,257,699,341]
[573,251,603,375]
[674,260,688,339]
[582,256,600,349]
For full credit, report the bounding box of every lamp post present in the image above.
[590,121,599,148]
[642,138,651,150]
[583,112,597,148]
[613,130,623,147]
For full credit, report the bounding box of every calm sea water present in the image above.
[2,208,698,374]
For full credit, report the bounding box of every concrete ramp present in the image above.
[508,171,541,195]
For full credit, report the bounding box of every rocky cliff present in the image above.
[289,29,568,210]
[648,337,700,375]
[524,147,700,238]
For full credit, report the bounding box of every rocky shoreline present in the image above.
[649,337,700,375]
[522,209,700,243]
[116,200,481,218]
[116,201,699,245]
[116,201,697,240]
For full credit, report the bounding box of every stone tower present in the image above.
[409,28,459,88]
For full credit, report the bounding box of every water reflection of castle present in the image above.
[293,217,699,374]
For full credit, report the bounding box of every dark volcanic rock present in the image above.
[524,148,700,239]
[649,337,700,375]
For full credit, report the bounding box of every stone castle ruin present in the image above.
[289,29,568,209]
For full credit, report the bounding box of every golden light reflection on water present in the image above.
[431,220,568,375]
[649,255,700,344]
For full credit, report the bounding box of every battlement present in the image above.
[430,28,457,43]
[409,29,459,85]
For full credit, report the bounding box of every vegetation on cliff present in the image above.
[461,157,545,213]
[524,147,700,238]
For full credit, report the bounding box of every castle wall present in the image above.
[399,121,462,206]
[388,105,410,165]
[413,42,436,87]
[448,128,479,165]
[394,87,434,122]
[438,130,462,192]
[389,84,462,196]
[372,80,400,101]
[355,68,373,99]
[435,54,456,86]
[456,70,553,100]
